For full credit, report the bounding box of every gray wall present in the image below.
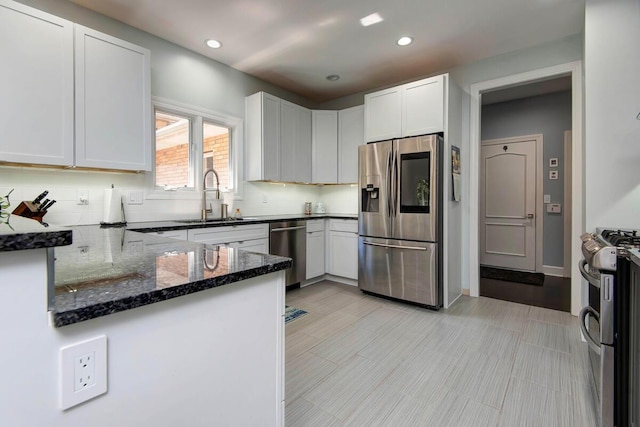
[481,90,572,267]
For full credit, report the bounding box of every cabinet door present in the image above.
[306,230,325,279]
[0,1,74,166]
[401,75,445,137]
[280,101,311,183]
[364,87,401,142]
[338,105,364,184]
[311,110,338,183]
[187,224,269,244]
[245,92,280,181]
[232,238,269,254]
[75,25,151,171]
[329,231,358,279]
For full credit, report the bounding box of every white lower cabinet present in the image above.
[230,238,269,254]
[327,219,358,280]
[306,219,325,279]
[187,224,269,254]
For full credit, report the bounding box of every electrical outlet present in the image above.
[60,335,107,410]
[74,353,96,391]
[77,190,89,205]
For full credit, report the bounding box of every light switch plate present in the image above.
[544,194,551,203]
[128,190,143,205]
[60,335,107,410]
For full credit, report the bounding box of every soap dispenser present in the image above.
[234,208,243,219]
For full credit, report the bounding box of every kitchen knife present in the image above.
[42,200,56,211]
[38,199,49,210]
[32,190,48,205]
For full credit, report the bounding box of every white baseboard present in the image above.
[301,274,358,287]
[542,265,566,277]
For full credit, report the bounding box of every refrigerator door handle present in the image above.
[393,149,399,216]
[386,151,393,218]
[363,241,428,251]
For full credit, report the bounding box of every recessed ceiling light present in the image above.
[326,74,340,81]
[205,39,222,49]
[360,13,383,27]
[397,36,413,46]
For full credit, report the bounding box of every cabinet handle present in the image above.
[364,241,428,251]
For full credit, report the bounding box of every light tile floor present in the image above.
[285,280,599,427]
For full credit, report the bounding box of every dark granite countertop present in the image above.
[52,226,291,327]
[126,213,358,233]
[0,215,72,252]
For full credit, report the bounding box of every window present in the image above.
[152,98,241,197]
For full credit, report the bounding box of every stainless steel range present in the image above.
[579,229,640,427]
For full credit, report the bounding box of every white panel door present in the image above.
[312,110,338,183]
[364,87,401,142]
[338,105,364,184]
[401,75,445,137]
[75,25,151,171]
[0,1,74,166]
[480,139,537,271]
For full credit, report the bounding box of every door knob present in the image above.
[527,213,534,218]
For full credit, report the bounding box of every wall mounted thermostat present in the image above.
[549,170,559,180]
[549,158,558,167]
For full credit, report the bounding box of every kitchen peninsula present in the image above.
[0,215,290,426]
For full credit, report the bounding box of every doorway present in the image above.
[468,61,584,315]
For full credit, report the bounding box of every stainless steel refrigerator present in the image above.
[357,134,443,308]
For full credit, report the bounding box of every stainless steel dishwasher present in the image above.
[269,220,306,287]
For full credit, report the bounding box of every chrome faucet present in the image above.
[202,168,220,220]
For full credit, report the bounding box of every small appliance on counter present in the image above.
[304,202,312,215]
[314,202,326,214]
[12,190,57,224]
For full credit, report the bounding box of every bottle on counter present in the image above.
[234,208,243,219]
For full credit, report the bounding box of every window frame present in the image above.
[147,97,244,201]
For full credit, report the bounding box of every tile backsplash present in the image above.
[1,166,357,226]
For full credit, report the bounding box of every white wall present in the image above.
[584,0,640,230]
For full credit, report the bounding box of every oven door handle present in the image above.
[579,306,601,355]
[578,259,601,288]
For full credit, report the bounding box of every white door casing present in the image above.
[468,61,583,316]
[480,136,540,271]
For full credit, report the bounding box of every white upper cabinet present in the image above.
[364,87,401,142]
[0,1,151,171]
[281,100,311,183]
[74,25,151,171]
[0,0,74,166]
[245,92,281,181]
[311,110,338,184]
[338,105,364,184]
[402,75,444,137]
[246,93,311,183]
[364,74,446,142]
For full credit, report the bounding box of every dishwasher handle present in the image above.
[270,225,306,232]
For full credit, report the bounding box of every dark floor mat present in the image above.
[480,266,544,286]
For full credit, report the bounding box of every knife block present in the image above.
[12,201,47,223]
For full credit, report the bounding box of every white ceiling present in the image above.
[68,0,585,103]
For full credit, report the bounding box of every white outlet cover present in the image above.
[60,335,107,410]
[549,170,559,180]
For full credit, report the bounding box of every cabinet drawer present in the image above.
[329,219,358,233]
[306,219,325,233]
[145,229,188,240]
[188,223,268,245]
